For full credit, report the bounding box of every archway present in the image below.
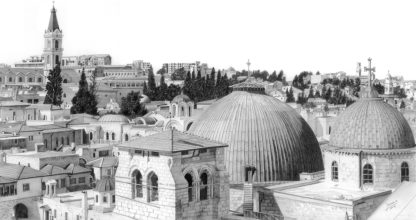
[14,203,28,219]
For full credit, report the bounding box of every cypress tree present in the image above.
[183,71,193,100]
[71,68,91,114]
[44,63,63,106]
[158,74,168,100]
[146,66,156,99]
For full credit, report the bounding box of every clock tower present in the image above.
[43,5,63,76]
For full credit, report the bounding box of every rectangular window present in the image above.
[70,178,76,185]
[61,178,66,188]
[112,195,115,203]
[134,150,142,155]
[103,196,107,203]
[181,150,188,155]
[29,136,33,141]
[79,177,86,184]
[23,183,30,192]
[106,169,111,176]
[99,150,109,157]
[200,149,207,154]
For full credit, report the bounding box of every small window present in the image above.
[9,77,12,82]
[96,195,98,203]
[363,164,373,184]
[18,77,23,82]
[70,178,76,184]
[112,195,116,203]
[181,150,188,155]
[23,183,30,192]
[200,149,207,154]
[103,196,107,203]
[134,150,142,155]
[401,162,410,182]
[111,133,115,140]
[37,77,42,83]
[331,161,338,181]
[61,178,66,188]
[79,177,86,184]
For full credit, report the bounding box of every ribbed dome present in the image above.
[172,94,191,103]
[94,177,115,192]
[98,114,129,123]
[329,98,415,150]
[189,90,323,183]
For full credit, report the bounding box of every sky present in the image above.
[0,0,415,80]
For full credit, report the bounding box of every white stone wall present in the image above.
[113,146,229,220]
[324,150,416,190]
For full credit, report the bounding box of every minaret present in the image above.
[43,4,63,76]
[246,59,251,78]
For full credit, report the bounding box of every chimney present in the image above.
[82,191,89,220]
[243,165,256,216]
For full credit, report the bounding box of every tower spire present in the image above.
[246,59,251,78]
[48,2,60,32]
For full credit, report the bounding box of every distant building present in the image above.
[162,61,200,74]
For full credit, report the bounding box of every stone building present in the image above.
[242,63,416,220]
[114,130,229,220]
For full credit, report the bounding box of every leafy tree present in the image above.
[323,87,332,101]
[156,67,166,75]
[277,70,284,81]
[268,71,278,82]
[71,68,97,115]
[44,63,63,106]
[400,100,406,109]
[373,83,385,94]
[171,67,187,80]
[286,88,295,103]
[120,91,147,118]
[394,86,407,98]
[296,93,308,105]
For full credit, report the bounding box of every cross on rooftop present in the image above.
[364,57,376,87]
[246,59,251,78]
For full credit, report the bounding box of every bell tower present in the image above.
[43,4,63,76]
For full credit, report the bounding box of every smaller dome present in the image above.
[140,95,151,104]
[94,177,115,192]
[98,114,130,123]
[172,94,191,103]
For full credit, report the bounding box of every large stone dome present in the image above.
[329,97,415,150]
[189,85,323,184]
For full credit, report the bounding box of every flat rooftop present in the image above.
[10,151,77,159]
[268,180,391,205]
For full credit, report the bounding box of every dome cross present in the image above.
[364,57,376,87]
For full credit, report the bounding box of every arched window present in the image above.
[185,173,193,202]
[55,40,59,49]
[14,203,28,218]
[63,93,66,98]
[27,114,31,120]
[331,161,338,181]
[106,132,109,140]
[189,106,192,117]
[148,172,158,202]
[181,106,185,116]
[18,77,23,82]
[55,138,59,147]
[55,55,59,65]
[44,139,48,149]
[200,172,209,200]
[28,78,32,83]
[112,133,115,141]
[363,164,373,184]
[401,162,409,182]
[61,137,64,146]
[96,195,99,203]
[47,55,50,64]
[132,170,143,198]
[125,134,129,142]
[89,132,93,140]
[8,77,12,82]
[329,126,332,134]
